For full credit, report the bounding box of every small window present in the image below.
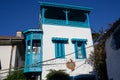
[52,37,68,58]
[72,38,87,59]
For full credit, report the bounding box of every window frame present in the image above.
[72,38,87,59]
[52,37,68,58]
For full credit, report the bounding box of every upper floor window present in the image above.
[52,37,68,58]
[72,38,87,59]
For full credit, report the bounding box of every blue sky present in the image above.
[0,0,120,36]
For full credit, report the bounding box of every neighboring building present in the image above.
[0,32,24,80]
[98,19,120,80]
[23,2,95,80]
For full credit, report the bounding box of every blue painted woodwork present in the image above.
[52,37,68,43]
[23,29,43,73]
[41,8,47,24]
[39,2,92,11]
[52,37,68,58]
[71,38,87,59]
[40,2,92,28]
[44,18,90,28]
[54,43,65,58]
[63,10,70,24]
[85,13,90,27]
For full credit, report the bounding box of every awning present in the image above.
[52,37,68,43]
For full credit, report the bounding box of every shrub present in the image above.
[6,70,26,80]
[46,70,70,80]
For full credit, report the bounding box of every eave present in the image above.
[0,36,24,45]
[39,2,92,13]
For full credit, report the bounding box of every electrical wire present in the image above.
[0,43,95,74]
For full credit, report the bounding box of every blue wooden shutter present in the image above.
[81,42,86,59]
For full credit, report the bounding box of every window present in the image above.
[72,38,87,59]
[27,40,41,54]
[77,43,83,58]
[52,37,68,58]
[32,40,41,54]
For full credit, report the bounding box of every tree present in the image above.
[46,70,70,80]
[93,43,108,80]
[90,30,108,80]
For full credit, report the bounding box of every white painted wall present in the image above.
[42,24,94,79]
[0,46,16,80]
[106,36,120,80]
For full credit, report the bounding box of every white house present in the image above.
[99,19,120,80]
[23,2,95,80]
[0,32,24,80]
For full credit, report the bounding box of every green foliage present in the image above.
[6,70,27,80]
[46,70,70,80]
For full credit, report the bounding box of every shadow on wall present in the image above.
[111,25,120,50]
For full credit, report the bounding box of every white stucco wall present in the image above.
[0,46,16,80]
[106,36,120,80]
[42,24,94,79]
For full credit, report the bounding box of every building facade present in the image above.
[41,2,94,80]
[0,33,24,80]
[24,2,95,80]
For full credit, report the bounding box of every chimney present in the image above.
[16,31,22,37]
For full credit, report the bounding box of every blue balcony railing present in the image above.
[44,18,89,28]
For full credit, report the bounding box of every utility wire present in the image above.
[0,43,94,73]
[0,43,95,74]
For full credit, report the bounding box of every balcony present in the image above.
[44,18,89,28]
